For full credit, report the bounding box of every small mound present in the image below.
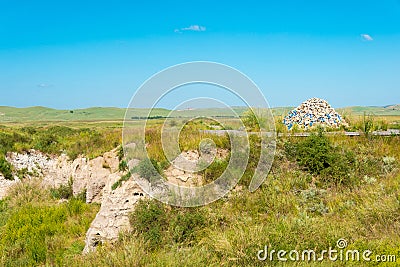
[283,97,347,130]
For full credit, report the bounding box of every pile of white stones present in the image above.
[283,98,347,130]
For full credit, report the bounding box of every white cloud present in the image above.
[174,25,206,33]
[37,83,52,88]
[361,34,373,41]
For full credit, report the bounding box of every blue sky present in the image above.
[0,0,399,109]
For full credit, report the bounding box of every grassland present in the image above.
[0,180,99,266]
[0,107,400,266]
[1,105,400,123]
[72,131,400,266]
[1,130,398,266]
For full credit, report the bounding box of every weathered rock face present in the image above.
[1,147,146,253]
[0,174,19,199]
[163,148,229,186]
[3,149,121,204]
[83,174,145,253]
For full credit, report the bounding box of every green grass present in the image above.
[2,105,399,124]
[0,125,122,181]
[0,125,121,160]
[55,131,399,267]
[338,105,400,116]
[0,106,170,123]
[0,180,99,266]
[111,172,132,190]
[1,116,400,266]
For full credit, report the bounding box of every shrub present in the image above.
[203,159,229,184]
[0,132,30,155]
[50,178,73,199]
[34,132,58,154]
[137,158,160,182]
[170,209,206,245]
[299,188,328,215]
[242,109,260,132]
[111,172,131,190]
[129,199,167,250]
[117,145,124,161]
[0,180,98,266]
[75,189,87,202]
[285,131,356,186]
[289,133,332,174]
[118,160,128,172]
[0,156,13,180]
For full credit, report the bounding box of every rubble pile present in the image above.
[283,98,347,130]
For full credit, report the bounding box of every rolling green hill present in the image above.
[0,105,399,123]
[337,106,400,116]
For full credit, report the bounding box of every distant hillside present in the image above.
[0,105,399,123]
[384,104,400,110]
[337,106,400,116]
[0,106,168,122]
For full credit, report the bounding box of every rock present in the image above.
[171,168,185,177]
[0,174,19,199]
[283,97,348,130]
[125,142,136,152]
[3,149,122,204]
[128,159,140,170]
[103,149,120,173]
[83,178,145,253]
[85,157,112,203]
[1,147,147,254]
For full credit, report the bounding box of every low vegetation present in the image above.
[0,156,13,180]
[0,126,120,160]
[1,115,399,266]
[58,130,399,266]
[0,180,99,266]
[285,130,356,187]
[0,126,121,180]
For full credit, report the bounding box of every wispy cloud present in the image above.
[174,25,206,33]
[37,83,52,88]
[361,34,373,41]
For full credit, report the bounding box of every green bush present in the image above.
[285,132,356,186]
[137,158,160,182]
[118,160,128,172]
[0,198,93,266]
[117,145,124,161]
[0,131,30,155]
[34,132,58,154]
[111,172,131,190]
[170,209,206,245]
[50,178,73,199]
[129,199,167,250]
[242,108,261,132]
[75,189,87,202]
[203,159,229,184]
[0,156,13,180]
[129,199,208,250]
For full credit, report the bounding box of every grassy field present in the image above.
[75,130,400,266]
[1,129,399,266]
[1,109,400,266]
[1,105,400,123]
